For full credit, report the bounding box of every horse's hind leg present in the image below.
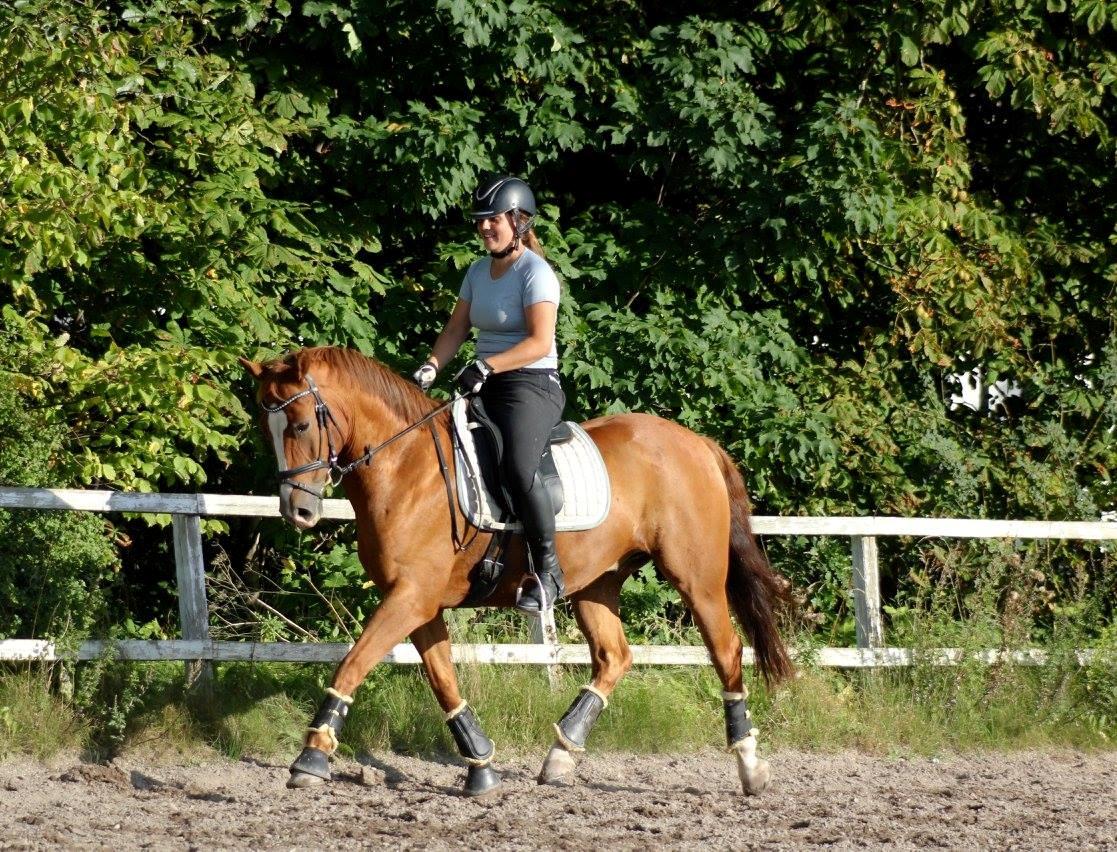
[411,614,500,796]
[654,543,771,795]
[539,573,632,785]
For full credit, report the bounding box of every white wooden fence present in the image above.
[1,487,1115,674]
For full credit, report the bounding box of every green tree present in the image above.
[2,0,1115,639]
[0,322,118,638]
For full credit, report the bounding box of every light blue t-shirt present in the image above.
[458,248,560,370]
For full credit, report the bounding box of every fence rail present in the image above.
[0,639,1101,668]
[2,487,1115,671]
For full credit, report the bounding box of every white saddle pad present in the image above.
[451,397,611,533]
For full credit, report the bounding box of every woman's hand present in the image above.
[412,362,437,391]
[455,359,494,395]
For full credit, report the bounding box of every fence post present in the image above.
[172,513,213,693]
[851,535,883,649]
[530,607,561,689]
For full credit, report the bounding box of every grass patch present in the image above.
[214,692,308,759]
[343,665,725,757]
[0,667,86,760]
[755,656,1115,754]
[0,647,1114,763]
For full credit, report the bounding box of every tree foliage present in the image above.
[0,335,118,638]
[2,0,1115,638]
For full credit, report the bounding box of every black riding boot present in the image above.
[514,473,565,614]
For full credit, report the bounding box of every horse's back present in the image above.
[581,411,713,455]
[579,412,728,506]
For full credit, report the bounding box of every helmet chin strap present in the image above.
[489,234,519,259]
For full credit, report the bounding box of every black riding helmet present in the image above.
[472,175,536,238]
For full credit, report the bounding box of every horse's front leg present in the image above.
[539,577,632,785]
[412,614,501,797]
[288,584,437,789]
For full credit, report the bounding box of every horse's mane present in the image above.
[286,346,445,427]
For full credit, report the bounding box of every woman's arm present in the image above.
[484,301,557,373]
[425,299,473,371]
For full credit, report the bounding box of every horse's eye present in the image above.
[294,422,311,434]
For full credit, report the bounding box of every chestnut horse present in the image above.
[241,346,793,796]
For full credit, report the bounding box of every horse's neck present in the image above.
[341,393,439,527]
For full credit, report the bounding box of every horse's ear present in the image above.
[238,356,265,380]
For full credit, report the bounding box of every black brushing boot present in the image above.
[514,473,566,614]
[287,688,353,788]
[446,702,502,797]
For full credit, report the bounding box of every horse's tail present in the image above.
[704,438,795,687]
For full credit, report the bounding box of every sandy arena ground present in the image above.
[1,749,1115,850]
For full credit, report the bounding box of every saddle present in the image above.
[450,397,611,535]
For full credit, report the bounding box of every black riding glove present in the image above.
[455,359,494,396]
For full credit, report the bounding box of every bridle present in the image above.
[260,373,471,551]
[262,374,452,500]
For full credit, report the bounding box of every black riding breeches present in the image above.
[479,369,566,500]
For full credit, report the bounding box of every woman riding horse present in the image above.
[240,181,794,797]
[244,345,793,797]
[412,174,566,614]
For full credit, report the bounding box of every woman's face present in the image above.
[476,213,515,253]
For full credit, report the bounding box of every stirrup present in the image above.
[514,573,554,614]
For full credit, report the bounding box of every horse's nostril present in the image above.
[296,506,315,521]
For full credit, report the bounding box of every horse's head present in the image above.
[240,352,347,530]
[242,346,447,530]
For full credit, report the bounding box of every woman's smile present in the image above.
[477,214,513,250]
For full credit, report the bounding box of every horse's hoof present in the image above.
[287,746,331,789]
[287,770,328,789]
[738,757,771,796]
[537,743,578,786]
[463,764,501,797]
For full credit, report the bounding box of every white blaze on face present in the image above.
[268,411,293,508]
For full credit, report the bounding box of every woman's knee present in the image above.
[502,459,538,497]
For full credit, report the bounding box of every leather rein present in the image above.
[261,375,469,551]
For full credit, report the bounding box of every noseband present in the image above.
[261,374,453,500]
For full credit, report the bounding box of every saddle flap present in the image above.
[462,397,511,516]
[459,397,563,516]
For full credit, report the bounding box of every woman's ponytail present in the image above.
[518,212,545,258]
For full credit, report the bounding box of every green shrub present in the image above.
[0,336,118,640]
